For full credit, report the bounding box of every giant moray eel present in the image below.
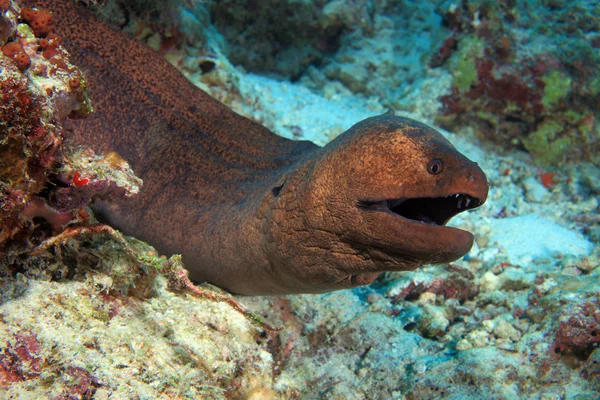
[25,0,488,295]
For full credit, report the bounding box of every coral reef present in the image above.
[0,253,278,398]
[98,0,183,31]
[179,0,600,166]
[206,0,447,103]
[0,2,94,255]
[433,0,600,166]
[207,0,355,80]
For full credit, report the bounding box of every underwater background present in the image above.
[0,0,599,398]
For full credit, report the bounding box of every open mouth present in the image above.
[359,194,484,226]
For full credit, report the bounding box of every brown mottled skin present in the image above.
[27,0,488,295]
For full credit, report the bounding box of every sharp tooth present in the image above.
[465,197,471,208]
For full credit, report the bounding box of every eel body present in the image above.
[25,0,488,295]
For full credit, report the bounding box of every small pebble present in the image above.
[522,176,550,203]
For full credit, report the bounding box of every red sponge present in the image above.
[21,7,53,37]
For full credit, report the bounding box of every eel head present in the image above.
[263,114,488,294]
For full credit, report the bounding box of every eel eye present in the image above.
[427,159,443,175]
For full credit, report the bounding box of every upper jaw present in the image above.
[358,192,485,226]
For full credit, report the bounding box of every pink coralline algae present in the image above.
[0,331,43,388]
[551,300,600,361]
[391,265,478,303]
[56,366,101,399]
[0,331,101,396]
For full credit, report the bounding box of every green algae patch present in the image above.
[522,120,571,165]
[542,70,571,109]
[522,112,599,165]
[453,54,477,91]
[449,37,485,91]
